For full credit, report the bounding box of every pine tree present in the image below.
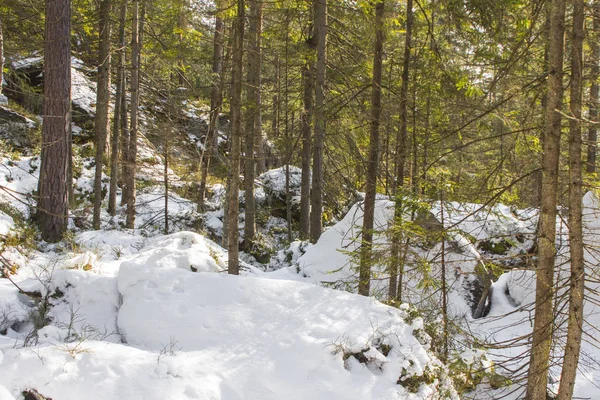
[37,0,71,243]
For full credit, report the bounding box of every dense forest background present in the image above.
[0,0,599,398]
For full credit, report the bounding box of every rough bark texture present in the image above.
[243,0,262,251]
[108,0,127,215]
[525,0,565,397]
[558,0,584,396]
[198,12,224,211]
[588,1,600,174]
[310,0,327,243]
[389,0,412,300]
[93,0,112,229]
[299,60,314,240]
[125,0,141,229]
[358,0,384,297]
[38,0,71,243]
[227,0,245,275]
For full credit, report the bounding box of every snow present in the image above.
[0,228,455,400]
[258,166,303,194]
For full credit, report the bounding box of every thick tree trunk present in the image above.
[93,0,112,229]
[243,0,262,251]
[125,0,141,229]
[198,9,225,211]
[38,0,71,243]
[588,1,600,174]
[525,0,566,396]
[358,0,385,297]
[299,59,314,240]
[558,0,585,397]
[108,0,127,216]
[389,0,412,300]
[310,0,327,243]
[227,0,245,275]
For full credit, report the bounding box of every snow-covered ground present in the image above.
[0,146,459,399]
[0,228,456,399]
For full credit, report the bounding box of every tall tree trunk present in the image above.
[119,72,129,206]
[389,0,412,300]
[243,0,262,251]
[558,0,585,396]
[299,55,314,240]
[310,0,327,243]
[93,0,112,229]
[164,124,170,234]
[198,10,224,211]
[38,0,71,242]
[525,0,566,396]
[0,17,4,99]
[253,4,265,175]
[125,0,141,229]
[108,0,127,216]
[227,0,245,275]
[358,0,384,297]
[588,1,600,173]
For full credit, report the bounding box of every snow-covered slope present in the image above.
[0,229,457,399]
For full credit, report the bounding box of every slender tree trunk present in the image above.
[199,9,225,211]
[125,0,141,229]
[164,126,170,234]
[227,0,245,275]
[440,191,448,362]
[243,0,262,251]
[119,72,129,206]
[254,4,265,175]
[310,0,327,243]
[389,0,413,300]
[93,0,112,229]
[0,17,4,99]
[299,57,314,240]
[38,0,71,243]
[272,56,280,141]
[558,0,585,396]
[108,0,127,216]
[588,1,600,174]
[358,0,384,297]
[525,0,566,396]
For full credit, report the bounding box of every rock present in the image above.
[22,390,52,400]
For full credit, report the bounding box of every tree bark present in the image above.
[0,17,4,99]
[119,71,129,206]
[558,0,585,396]
[164,125,170,234]
[198,11,224,211]
[227,0,245,275]
[108,0,127,216]
[588,1,600,174]
[125,0,141,229]
[38,0,71,243]
[253,3,265,175]
[358,0,384,297]
[243,0,262,251]
[299,58,314,240]
[93,0,112,229]
[310,0,327,243]
[525,0,566,396]
[389,0,412,300]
